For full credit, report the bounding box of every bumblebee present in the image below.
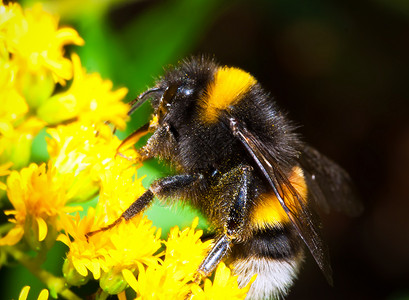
[88,56,362,299]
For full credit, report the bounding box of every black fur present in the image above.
[230,225,303,261]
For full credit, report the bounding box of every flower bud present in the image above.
[17,70,54,109]
[63,258,90,286]
[99,269,130,295]
[37,93,77,125]
[4,134,33,170]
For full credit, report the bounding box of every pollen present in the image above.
[201,67,257,123]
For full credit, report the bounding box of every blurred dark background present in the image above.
[6,0,409,298]
[186,1,409,300]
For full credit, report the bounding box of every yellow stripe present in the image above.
[201,67,257,123]
[251,166,308,230]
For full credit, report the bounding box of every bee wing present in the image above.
[299,145,363,216]
[227,117,333,284]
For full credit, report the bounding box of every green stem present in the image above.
[95,289,110,300]
[5,246,81,300]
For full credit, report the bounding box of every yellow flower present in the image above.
[0,55,27,125]
[0,116,46,168]
[97,162,145,223]
[18,286,49,300]
[0,162,81,247]
[59,159,159,289]
[4,2,84,86]
[55,124,162,293]
[190,262,256,300]
[0,48,35,168]
[58,208,111,281]
[38,53,129,129]
[124,261,193,300]
[105,215,162,269]
[59,211,162,286]
[0,1,82,166]
[0,160,12,190]
[46,122,137,202]
[122,219,214,299]
[163,217,213,279]
[0,2,22,37]
[98,215,162,295]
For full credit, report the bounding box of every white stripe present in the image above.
[231,255,304,300]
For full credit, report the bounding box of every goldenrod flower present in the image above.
[38,53,129,129]
[122,219,213,299]
[191,262,256,300]
[105,215,162,268]
[56,130,163,294]
[0,1,84,167]
[97,160,144,221]
[0,49,34,168]
[122,218,254,299]
[163,217,213,279]
[0,162,81,247]
[3,2,84,88]
[59,211,162,288]
[59,156,159,291]
[125,261,193,300]
[99,215,162,294]
[18,286,49,300]
[46,122,137,202]
[0,2,23,39]
[0,58,27,125]
[0,161,12,190]
[0,116,46,169]
[58,208,111,281]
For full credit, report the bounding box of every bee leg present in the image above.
[225,165,253,236]
[86,174,202,239]
[149,174,203,198]
[198,165,253,277]
[86,189,154,239]
[121,174,203,221]
[197,234,232,277]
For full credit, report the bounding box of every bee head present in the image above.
[152,57,217,125]
[130,58,221,170]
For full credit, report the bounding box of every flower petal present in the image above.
[122,269,138,293]
[72,257,88,277]
[91,260,100,280]
[18,286,30,300]
[0,225,24,246]
[56,234,70,246]
[36,217,48,241]
[38,289,49,300]
[55,28,84,46]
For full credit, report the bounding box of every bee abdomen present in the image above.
[229,226,304,299]
[232,255,304,300]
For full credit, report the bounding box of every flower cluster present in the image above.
[0,1,255,299]
[0,0,129,250]
[0,1,128,171]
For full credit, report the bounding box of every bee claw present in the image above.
[193,271,204,284]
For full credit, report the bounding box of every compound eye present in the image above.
[177,86,194,97]
[157,84,194,120]
[158,85,178,119]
